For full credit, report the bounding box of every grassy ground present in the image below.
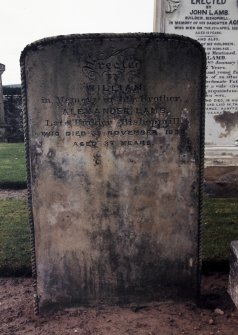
[0,143,26,188]
[0,199,31,275]
[203,197,238,265]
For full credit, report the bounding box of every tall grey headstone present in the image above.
[0,63,6,141]
[154,0,238,166]
[21,34,205,313]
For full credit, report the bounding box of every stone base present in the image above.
[228,241,238,309]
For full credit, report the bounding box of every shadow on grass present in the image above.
[0,182,27,189]
[0,266,32,277]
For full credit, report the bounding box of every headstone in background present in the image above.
[21,34,205,313]
[3,85,23,142]
[154,0,238,168]
[0,63,6,141]
[228,241,238,309]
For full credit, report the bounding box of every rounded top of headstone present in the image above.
[0,63,5,74]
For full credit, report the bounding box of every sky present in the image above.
[1,0,154,85]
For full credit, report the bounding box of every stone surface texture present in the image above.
[21,34,205,312]
[229,241,238,309]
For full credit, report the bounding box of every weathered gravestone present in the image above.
[21,34,205,313]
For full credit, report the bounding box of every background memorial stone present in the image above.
[154,0,238,168]
[3,85,23,142]
[21,33,205,313]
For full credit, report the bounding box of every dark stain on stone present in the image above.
[178,117,192,156]
[85,227,198,304]
[40,244,198,312]
[101,204,120,218]
[46,149,68,179]
[103,227,120,272]
[47,148,56,159]
[106,181,119,198]
[48,161,67,179]
[214,111,238,137]
[93,153,101,165]
[190,180,198,201]
[31,139,43,182]
[75,169,91,193]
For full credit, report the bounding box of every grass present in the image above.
[203,197,238,266]
[0,199,31,275]
[0,143,27,188]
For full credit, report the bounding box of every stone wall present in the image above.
[3,85,23,142]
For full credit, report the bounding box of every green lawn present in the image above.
[0,143,27,187]
[203,197,238,264]
[0,199,31,275]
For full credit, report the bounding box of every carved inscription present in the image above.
[164,0,238,146]
[38,93,182,148]
[36,49,184,150]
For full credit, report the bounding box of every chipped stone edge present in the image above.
[20,32,205,62]
[20,33,206,313]
[198,36,206,302]
[20,55,39,314]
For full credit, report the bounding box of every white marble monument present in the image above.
[154,0,238,168]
